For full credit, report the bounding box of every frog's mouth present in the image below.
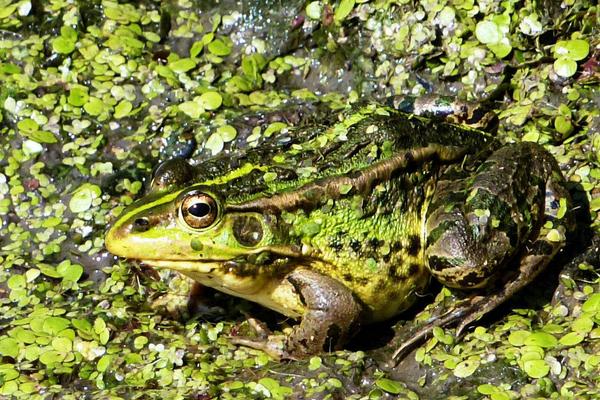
[138,259,225,274]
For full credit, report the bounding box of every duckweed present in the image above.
[0,0,597,398]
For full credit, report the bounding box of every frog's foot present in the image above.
[152,278,227,320]
[391,298,474,360]
[151,275,197,320]
[231,268,363,360]
[393,224,572,362]
[151,293,191,320]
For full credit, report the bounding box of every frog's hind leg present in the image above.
[393,143,573,360]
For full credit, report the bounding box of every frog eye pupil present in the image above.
[188,202,211,217]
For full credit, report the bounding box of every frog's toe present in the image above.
[243,316,272,339]
[391,303,471,361]
[229,334,290,360]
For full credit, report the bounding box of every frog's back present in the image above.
[193,106,498,321]
[194,106,497,205]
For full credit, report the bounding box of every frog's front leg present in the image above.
[393,143,572,360]
[231,268,363,359]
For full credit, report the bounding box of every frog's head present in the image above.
[105,159,300,277]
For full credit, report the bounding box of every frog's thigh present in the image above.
[425,142,571,290]
[283,268,363,358]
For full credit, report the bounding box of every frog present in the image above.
[105,101,573,360]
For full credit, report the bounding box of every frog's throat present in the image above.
[225,143,467,213]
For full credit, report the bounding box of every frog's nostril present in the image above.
[133,218,150,232]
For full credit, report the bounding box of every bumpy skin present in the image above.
[105,103,571,359]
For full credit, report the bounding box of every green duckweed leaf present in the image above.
[508,330,531,346]
[217,125,237,142]
[375,378,404,394]
[134,336,148,349]
[0,338,19,358]
[43,317,70,335]
[53,37,76,54]
[207,39,231,56]
[0,4,18,19]
[68,87,89,107]
[205,133,224,156]
[522,359,550,378]
[264,122,287,137]
[39,350,65,365]
[190,41,204,57]
[554,39,590,61]
[582,293,600,313]
[51,337,73,353]
[97,355,112,372]
[7,274,26,290]
[488,40,512,58]
[17,118,38,133]
[554,115,573,136]
[335,0,355,22]
[453,359,480,378]
[84,97,106,116]
[475,21,500,44]
[69,184,102,213]
[308,356,322,371]
[72,319,92,334]
[524,331,558,348]
[306,2,322,20]
[179,101,202,118]
[113,100,133,119]
[200,91,222,110]
[169,58,197,73]
[57,261,83,282]
[554,58,578,78]
[10,327,36,344]
[559,331,585,346]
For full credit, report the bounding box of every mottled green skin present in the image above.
[106,104,572,359]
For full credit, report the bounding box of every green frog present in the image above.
[105,102,572,359]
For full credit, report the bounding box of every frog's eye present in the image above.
[180,192,218,229]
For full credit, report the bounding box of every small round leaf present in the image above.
[476,21,500,44]
[553,57,577,78]
[200,91,222,110]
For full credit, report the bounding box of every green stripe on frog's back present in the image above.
[225,143,470,214]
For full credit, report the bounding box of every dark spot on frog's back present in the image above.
[350,240,362,253]
[388,264,408,281]
[404,150,415,165]
[391,241,402,252]
[328,238,344,251]
[369,238,382,249]
[408,263,422,276]
[407,234,421,256]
